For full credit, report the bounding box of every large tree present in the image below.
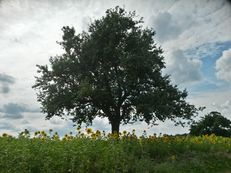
[33,7,198,133]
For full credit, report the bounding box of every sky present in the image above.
[0,0,231,136]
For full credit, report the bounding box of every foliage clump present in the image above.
[190,111,231,137]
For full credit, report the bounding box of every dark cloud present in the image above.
[21,119,29,124]
[0,73,15,83]
[151,12,182,42]
[0,103,39,119]
[3,103,26,114]
[0,122,18,131]
[1,85,10,93]
[0,103,25,119]
[0,73,15,94]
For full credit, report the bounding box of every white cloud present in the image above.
[91,117,110,131]
[216,48,231,82]
[188,89,231,120]
[159,0,231,51]
[164,49,202,84]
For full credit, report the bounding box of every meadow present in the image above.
[0,129,230,173]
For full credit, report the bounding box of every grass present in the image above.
[0,129,230,173]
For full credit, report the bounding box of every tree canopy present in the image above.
[190,111,231,137]
[33,6,198,133]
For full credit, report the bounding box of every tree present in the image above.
[190,111,231,137]
[33,7,198,133]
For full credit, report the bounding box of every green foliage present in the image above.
[190,111,231,137]
[33,6,198,133]
[0,130,231,173]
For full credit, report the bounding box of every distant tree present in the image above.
[190,111,231,137]
[33,6,198,133]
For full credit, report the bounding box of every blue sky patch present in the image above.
[183,41,231,93]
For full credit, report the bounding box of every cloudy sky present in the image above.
[0,0,231,136]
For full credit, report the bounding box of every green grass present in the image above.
[0,131,230,173]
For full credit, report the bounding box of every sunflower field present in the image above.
[0,128,230,173]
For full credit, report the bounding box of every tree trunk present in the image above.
[111,119,120,134]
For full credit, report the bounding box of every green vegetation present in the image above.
[190,111,231,137]
[0,129,230,173]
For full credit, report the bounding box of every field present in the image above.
[0,129,231,173]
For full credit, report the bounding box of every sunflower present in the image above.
[86,128,93,134]
[77,126,81,131]
[2,133,8,137]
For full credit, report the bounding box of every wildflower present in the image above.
[34,131,39,136]
[86,128,93,134]
[107,133,112,138]
[41,131,46,135]
[123,130,127,135]
[102,131,106,137]
[24,129,29,134]
[171,155,176,160]
[51,131,60,140]
[19,129,30,138]
[76,130,81,136]
[142,130,147,137]
[77,126,81,131]
[119,132,122,136]
[112,132,119,139]
[63,135,69,141]
[95,130,101,138]
[163,134,168,137]
[38,131,47,138]
[80,133,85,138]
[2,133,8,137]
[91,133,96,139]
[52,134,59,140]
